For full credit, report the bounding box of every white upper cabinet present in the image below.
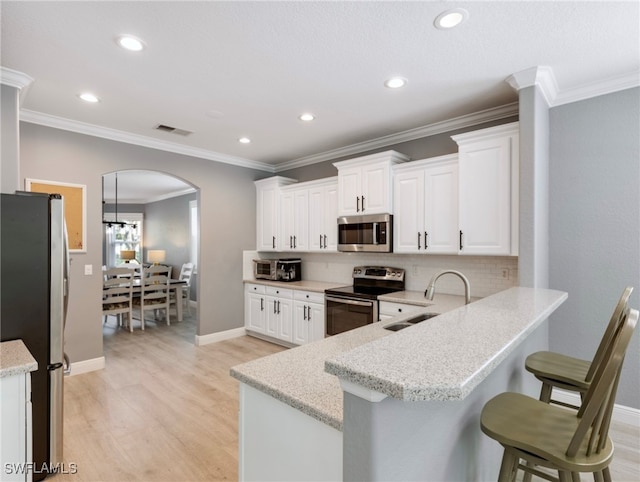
[334,151,409,216]
[308,178,338,252]
[393,155,459,254]
[255,177,297,251]
[280,187,309,251]
[453,122,519,256]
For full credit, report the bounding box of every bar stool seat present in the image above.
[525,287,632,407]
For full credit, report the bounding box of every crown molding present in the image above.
[1,66,35,105]
[552,70,640,107]
[274,102,519,172]
[506,66,639,108]
[506,66,559,106]
[19,109,276,173]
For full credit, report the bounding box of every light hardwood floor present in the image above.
[50,314,639,481]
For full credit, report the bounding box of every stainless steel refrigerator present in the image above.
[1,192,69,481]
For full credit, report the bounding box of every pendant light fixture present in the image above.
[102,172,133,229]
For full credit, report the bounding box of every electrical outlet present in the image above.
[84,264,93,276]
[412,265,418,276]
[501,268,509,279]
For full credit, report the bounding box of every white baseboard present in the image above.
[68,356,105,376]
[195,327,246,346]
[555,389,640,427]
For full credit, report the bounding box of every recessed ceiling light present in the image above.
[384,77,407,89]
[434,8,469,29]
[299,113,315,121]
[116,35,145,52]
[238,137,251,144]
[78,92,100,103]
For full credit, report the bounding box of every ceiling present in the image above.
[2,1,639,178]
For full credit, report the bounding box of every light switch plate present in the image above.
[84,264,93,275]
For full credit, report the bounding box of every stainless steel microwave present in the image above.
[337,213,393,253]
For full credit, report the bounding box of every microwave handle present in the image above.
[373,222,379,245]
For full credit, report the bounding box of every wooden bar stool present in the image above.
[525,286,633,409]
[481,307,637,482]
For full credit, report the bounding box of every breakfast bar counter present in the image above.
[230,287,567,481]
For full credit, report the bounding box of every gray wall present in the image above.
[549,87,640,408]
[20,122,263,364]
[278,116,519,181]
[1,84,20,193]
[145,192,198,300]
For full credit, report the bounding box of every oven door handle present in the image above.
[326,296,374,307]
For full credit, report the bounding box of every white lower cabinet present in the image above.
[293,291,325,345]
[245,284,324,346]
[265,287,293,343]
[379,301,422,321]
[1,369,33,482]
[245,284,267,334]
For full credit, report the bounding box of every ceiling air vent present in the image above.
[154,124,193,136]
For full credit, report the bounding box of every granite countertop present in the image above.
[244,279,346,293]
[0,339,38,378]
[231,291,471,431]
[326,287,567,402]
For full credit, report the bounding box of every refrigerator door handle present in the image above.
[63,353,71,376]
[63,219,70,330]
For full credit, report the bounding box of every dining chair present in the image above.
[524,286,633,409]
[177,262,194,315]
[481,307,637,482]
[102,267,134,331]
[133,265,171,329]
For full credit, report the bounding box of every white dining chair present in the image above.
[177,262,194,315]
[102,267,134,331]
[133,265,171,329]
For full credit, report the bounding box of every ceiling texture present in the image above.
[2,1,639,198]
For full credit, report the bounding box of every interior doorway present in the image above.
[101,169,200,343]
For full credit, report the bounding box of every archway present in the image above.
[101,169,200,342]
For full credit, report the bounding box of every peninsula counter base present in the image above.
[239,383,342,481]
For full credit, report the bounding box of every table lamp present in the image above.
[120,250,136,263]
[147,250,166,265]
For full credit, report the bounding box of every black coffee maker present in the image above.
[276,258,301,282]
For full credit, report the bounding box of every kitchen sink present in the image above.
[384,312,439,331]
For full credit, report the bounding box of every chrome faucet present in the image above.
[424,270,471,304]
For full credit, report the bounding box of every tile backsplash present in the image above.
[245,251,518,298]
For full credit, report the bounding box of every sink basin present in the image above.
[405,312,440,324]
[384,312,439,331]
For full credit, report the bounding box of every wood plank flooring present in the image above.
[49,315,639,481]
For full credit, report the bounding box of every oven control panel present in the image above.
[352,266,405,282]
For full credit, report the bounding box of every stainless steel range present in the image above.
[325,266,405,336]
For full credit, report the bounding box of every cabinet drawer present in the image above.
[265,286,294,298]
[379,301,422,316]
[245,283,266,295]
[294,290,324,304]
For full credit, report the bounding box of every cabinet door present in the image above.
[458,136,512,255]
[293,189,309,251]
[277,298,293,342]
[280,191,295,251]
[266,297,279,338]
[257,184,279,251]
[245,293,266,333]
[308,303,325,342]
[337,166,361,215]
[424,162,459,254]
[393,170,424,253]
[308,186,324,251]
[361,162,391,214]
[292,302,310,345]
[323,184,338,251]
